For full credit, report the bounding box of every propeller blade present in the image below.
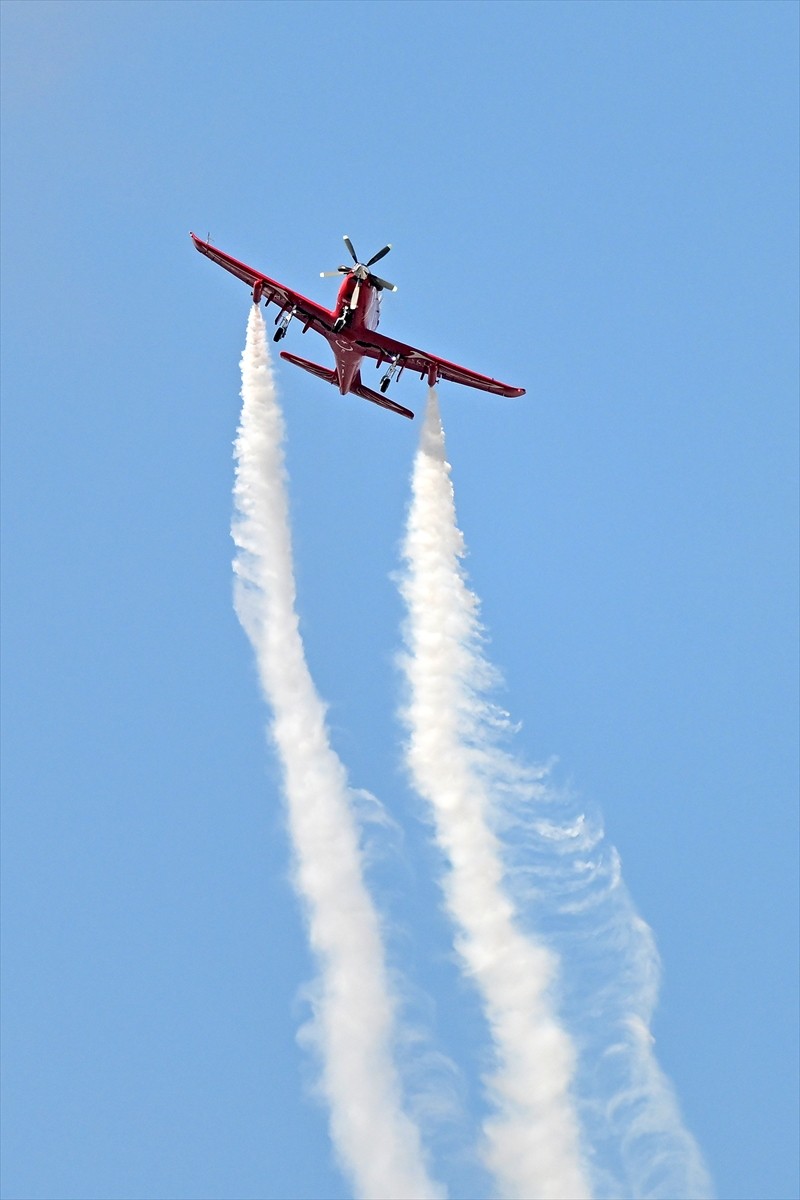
[366,243,392,267]
[370,275,397,293]
[343,235,358,263]
[349,279,361,310]
[320,268,349,277]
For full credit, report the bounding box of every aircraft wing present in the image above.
[353,328,526,398]
[190,234,334,334]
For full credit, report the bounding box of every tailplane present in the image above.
[279,351,338,386]
[279,353,414,419]
[350,377,414,419]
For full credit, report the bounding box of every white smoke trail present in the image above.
[398,390,591,1200]
[512,794,714,1199]
[232,307,442,1200]
[399,390,712,1200]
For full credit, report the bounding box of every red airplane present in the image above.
[191,233,525,420]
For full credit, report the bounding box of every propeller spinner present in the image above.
[321,235,397,311]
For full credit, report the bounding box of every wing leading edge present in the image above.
[190,234,333,335]
[353,328,526,398]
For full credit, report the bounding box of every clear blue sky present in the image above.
[2,3,797,1198]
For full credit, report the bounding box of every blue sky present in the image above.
[1,2,797,1198]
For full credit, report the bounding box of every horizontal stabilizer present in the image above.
[280,352,414,419]
[351,378,414,420]
[279,351,338,386]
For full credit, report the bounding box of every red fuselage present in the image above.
[329,275,382,394]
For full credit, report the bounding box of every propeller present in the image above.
[366,243,392,267]
[320,235,398,310]
[369,273,396,291]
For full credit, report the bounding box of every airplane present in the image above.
[190,233,525,420]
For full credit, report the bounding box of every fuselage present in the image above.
[326,275,382,394]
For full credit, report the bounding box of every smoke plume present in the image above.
[398,389,712,1200]
[398,390,591,1200]
[512,790,714,1199]
[232,307,442,1200]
